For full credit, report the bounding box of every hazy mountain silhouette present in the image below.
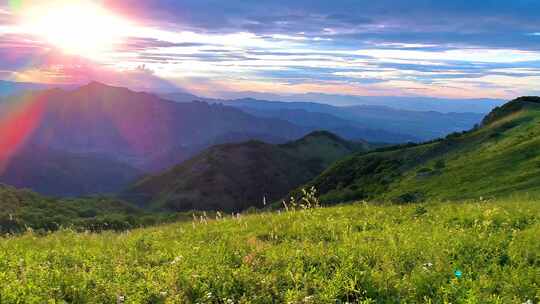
[221,98,484,141]
[163,94,485,141]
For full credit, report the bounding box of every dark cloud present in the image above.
[104,0,540,50]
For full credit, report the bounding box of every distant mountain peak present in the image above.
[287,130,364,148]
[78,81,133,94]
[303,130,345,140]
[81,81,108,90]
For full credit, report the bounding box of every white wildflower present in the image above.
[171,256,183,265]
[422,262,434,271]
[117,295,125,304]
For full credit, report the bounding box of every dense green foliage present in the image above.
[0,199,538,303]
[0,184,190,234]
[303,97,540,204]
[125,131,368,212]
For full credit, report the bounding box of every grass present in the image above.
[1,198,538,303]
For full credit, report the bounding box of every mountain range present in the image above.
[221,99,483,141]
[0,81,500,198]
[129,96,540,212]
[208,92,505,113]
[0,83,312,196]
[163,94,486,142]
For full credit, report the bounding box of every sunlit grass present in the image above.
[0,198,538,303]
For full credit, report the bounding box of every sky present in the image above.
[0,0,540,99]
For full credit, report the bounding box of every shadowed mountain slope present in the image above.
[124,131,370,212]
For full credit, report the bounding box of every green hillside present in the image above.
[1,199,537,303]
[0,184,185,234]
[304,97,540,204]
[124,131,369,212]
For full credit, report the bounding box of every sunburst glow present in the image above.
[19,1,133,59]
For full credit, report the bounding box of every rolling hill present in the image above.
[124,131,370,212]
[300,96,540,203]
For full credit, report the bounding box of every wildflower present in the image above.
[522,300,533,304]
[454,270,463,278]
[117,295,125,304]
[422,262,433,270]
[160,291,168,297]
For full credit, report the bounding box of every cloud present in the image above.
[104,1,540,43]
[121,37,212,52]
[2,1,540,98]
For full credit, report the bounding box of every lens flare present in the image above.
[18,0,133,60]
[0,92,47,174]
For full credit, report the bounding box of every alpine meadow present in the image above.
[0,1,539,303]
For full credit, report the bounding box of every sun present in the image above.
[20,1,132,59]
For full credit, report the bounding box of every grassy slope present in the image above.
[125,131,368,212]
[308,97,540,203]
[0,199,538,303]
